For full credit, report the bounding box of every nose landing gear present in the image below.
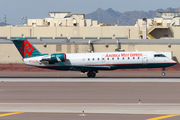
[162,68,166,76]
[162,72,166,76]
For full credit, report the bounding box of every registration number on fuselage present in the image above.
[29,60,38,63]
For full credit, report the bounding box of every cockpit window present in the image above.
[154,54,166,57]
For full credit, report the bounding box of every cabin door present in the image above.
[101,55,105,63]
[142,56,148,64]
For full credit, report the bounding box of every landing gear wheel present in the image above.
[162,68,166,76]
[87,71,96,78]
[162,72,165,76]
[92,72,96,78]
[87,71,92,78]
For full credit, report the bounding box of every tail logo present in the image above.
[18,40,34,57]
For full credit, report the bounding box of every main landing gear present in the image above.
[162,68,166,76]
[87,70,98,78]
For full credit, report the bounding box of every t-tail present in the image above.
[9,38,42,58]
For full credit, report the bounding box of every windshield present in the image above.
[154,54,166,57]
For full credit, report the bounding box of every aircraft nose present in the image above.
[165,59,177,64]
[170,59,177,64]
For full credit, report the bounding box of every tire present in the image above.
[87,71,93,78]
[91,72,96,78]
[87,71,96,78]
[162,72,165,76]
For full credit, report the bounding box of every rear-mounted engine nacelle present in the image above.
[50,53,66,63]
[41,53,66,64]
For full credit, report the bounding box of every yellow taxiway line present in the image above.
[0,112,23,117]
[147,114,179,120]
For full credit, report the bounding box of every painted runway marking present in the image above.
[147,114,179,120]
[0,112,23,117]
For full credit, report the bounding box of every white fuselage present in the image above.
[23,51,176,71]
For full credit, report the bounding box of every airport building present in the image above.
[0,12,180,39]
[1,12,180,67]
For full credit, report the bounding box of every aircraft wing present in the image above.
[69,65,111,71]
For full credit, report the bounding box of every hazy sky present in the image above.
[1,0,180,25]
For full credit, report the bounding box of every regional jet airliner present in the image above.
[9,38,177,77]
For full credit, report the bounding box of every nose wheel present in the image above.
[162,68,166,76]
[87,71,96,78]
[162,72,166,76]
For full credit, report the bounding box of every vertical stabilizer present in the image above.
[10,38,42,58]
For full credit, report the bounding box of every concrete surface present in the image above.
[1,103,180,114]
[0,71,180,78]
[1,112,177,120]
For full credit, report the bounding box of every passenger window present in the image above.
[112,58,114,60]
[117,58,119,60]
[107,58,109,60]
[92,58,94,60]
[128,57,130,59]
[122,57,124,60]
[88,58,90,61]
[138,57,140,59]
[133,57,135,59]
[102,58,104,60]
[97,58,99,60]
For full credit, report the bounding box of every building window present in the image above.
[56,45,61,52]
[32,23,36,26]
[164,34,168,37]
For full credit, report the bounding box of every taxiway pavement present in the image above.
[0,80,180,115]
[0,75,180,119]
[0,71,180,78]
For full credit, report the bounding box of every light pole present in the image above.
[21,17,24,25]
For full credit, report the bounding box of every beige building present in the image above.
[0,25,138,39]
[137,12,180,39]
[28,12,94,27]
[0,12,180,40]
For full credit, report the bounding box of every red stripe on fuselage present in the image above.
[83,62,177,66]
[37,62,177,68]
